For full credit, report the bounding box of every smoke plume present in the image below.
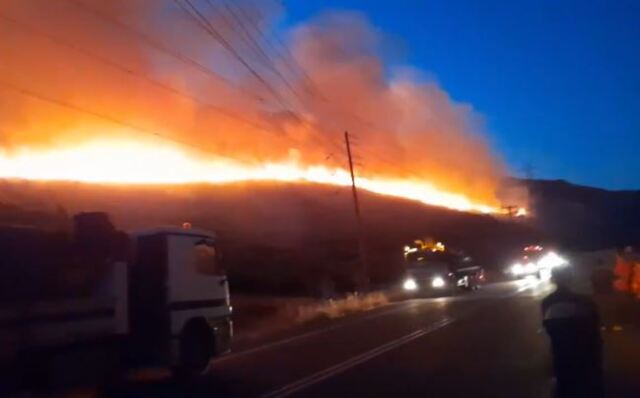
[0,0,505,204]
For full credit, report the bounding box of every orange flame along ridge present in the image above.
[0,139,507,214]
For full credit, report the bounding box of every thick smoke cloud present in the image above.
[0,0,505,204]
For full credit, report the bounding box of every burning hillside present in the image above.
[0,179,540,292]
[0,1,511,213]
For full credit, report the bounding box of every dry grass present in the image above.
[295,292,389,323]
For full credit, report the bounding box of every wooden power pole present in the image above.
[344,131,369,289]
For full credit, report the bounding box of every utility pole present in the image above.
[344,131,369,290]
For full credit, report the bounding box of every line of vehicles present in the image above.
[400,240,570,297]
[1,229,498,390]
[1,216,568,392]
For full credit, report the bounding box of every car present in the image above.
[454,266,485,290]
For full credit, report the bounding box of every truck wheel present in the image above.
[178,319,215,376]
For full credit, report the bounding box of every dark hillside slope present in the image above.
[525,179,640,250]
[0,179,539,295]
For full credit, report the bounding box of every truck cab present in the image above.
[129,227,232,373]
[402,261,454,295]
[1,217,233,390]
[402,248,457,296]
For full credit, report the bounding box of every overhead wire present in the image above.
[17,3,343,156]
[0,80,245,164]
[2,1,411,187]
[0,13,284,140]
[227,0,409,168]
[171,0,345,155]
[0,78,465,209]
[237,0,324,99]
[0,79,350,189]
[207,0,281,77]
[174,0,299,115]
[63,0,265,104]
[213,0,309,106]
[182,1,417,181]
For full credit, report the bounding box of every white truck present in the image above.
[0,226,232,388]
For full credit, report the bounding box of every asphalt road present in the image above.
[109,280,578,397]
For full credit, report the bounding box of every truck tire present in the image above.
[178,318,215,376]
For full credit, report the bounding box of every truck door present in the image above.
[128,233,171,365]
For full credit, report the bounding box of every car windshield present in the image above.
[407,262,450,275]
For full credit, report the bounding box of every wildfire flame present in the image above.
[0,2,524,215]
[0,138,499,213]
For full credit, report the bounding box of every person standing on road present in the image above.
[542,266,604,398]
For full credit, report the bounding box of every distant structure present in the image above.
[501,205,528,218]
[502,205,519,217]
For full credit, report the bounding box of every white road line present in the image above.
[259,283,537,398]
[215,282,534,366]
[260,317,455,398]
[211,303,413,364]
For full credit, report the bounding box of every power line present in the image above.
[0,11,348,156]
[0,79,462,211]
[1,11,365,191]
[355,145,421,178]
[0,14,344,162]
[175,0,298,114]
[169,0,401,163]
[208,0,280,76]
[231,1,397,141]
[0,80,352,191]
[180,0,409,155]
[2,2,347,169]
[0,20,344,165]
[64,0,265,104]
[215,0,309,106]
[1,77,349,181]
[0,13,280,138]
[341,136,444,188]
[167,0,344,155]
[0,80,243,163]
[177,0,348,157]
[237,1,323,99]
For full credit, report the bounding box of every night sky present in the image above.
[283,0,640,190]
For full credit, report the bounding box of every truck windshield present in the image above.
[194,238,223,276]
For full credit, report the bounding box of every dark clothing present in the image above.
[542,289,604,398]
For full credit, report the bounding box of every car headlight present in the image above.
[431,276,446,288]
[524,262,537,273]
[512,263,523,275]
[403,278,418,291]
[539,267,552,281]
[538,251,568,269]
